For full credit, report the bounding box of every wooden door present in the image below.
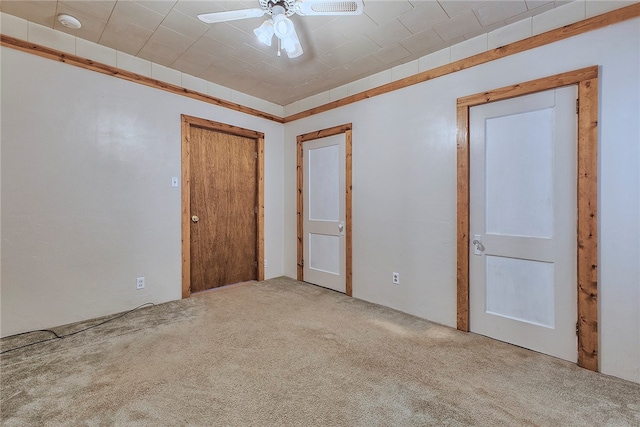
[469,87,578,361]
[182,116,264,296]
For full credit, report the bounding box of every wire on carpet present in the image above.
[0,303,155,355]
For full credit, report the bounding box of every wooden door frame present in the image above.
[181,114,265,298]
[456,66,599,371]
[297,124,353,296]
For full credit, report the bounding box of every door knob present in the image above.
[191,215,199,223]
[472,235,484,255]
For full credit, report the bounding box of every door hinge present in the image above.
[301,259,304,267]
[576,99,579,114]
[254,151,258,159]
[576,321,579,336]
[254,206,258,214]
[254,261,258,268]
[301,148,303,157]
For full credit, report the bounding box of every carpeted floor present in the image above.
[1,277,639,426]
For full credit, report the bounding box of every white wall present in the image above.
[284,18,640,383]
[1,47,284,337]
[1,12,638,386]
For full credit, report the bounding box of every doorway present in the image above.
[456,67,599,371]
[181,115,264,297]
[297,124,353,296]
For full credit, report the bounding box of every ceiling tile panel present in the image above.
[293,15,337,34]
[228,42,274,66]
[365,18,412,48]
[266,57,332,77]
[397,1,449,33]
[505,1,555,24]
[313,13,378,42]
[433,10,482,41]
[373,43,412,65]
[317,35,381,68]
[173,0,225,18]
[138,26,195,65]
[134,0,177,15]
[99,19,154,55]
[473,1,528,26]
[171,49,218,76]
[110,1,165,31]
[526,0,554,8]
[438,1,486,18]
[343,54,386,78]
[161,9,210,39]
[190,36,238,58]
[226,15,269,34]
[463,20,507,40]
[399,28,445,55]
[310,25,348,52]
[59,1,116,20]
[363,1,414,25]
[204,22,254,48]
[246,61,286,79]
[0,1,56,27]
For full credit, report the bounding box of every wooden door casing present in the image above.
[297,124,353,296]
[456,67,599,371]
[182,115,264,297]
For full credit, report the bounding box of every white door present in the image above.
[469,87,578,362]
[303,134,346,293]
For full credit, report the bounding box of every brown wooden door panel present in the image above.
[189,127,257,293]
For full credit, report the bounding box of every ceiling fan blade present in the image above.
[197,8,265,24]
[294,0,363,16]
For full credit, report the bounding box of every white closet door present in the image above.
[303,134,346,293]
[469,86,578,362]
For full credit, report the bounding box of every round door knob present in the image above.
[191,215,199,223]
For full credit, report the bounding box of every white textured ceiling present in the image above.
[2,0,577,105]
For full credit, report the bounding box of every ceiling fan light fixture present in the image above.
[253,19,275,46]
[272,14,294,39]
[280,26,303,58]
[199,0,366,60]
[282,36,303,58]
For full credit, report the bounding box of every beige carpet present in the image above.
[1,277,639,426]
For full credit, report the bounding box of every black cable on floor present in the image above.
[0,303,155,355]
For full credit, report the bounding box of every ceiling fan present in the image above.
[197,0,365,59]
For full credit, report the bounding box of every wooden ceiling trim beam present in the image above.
[0,34,285,124]
[284,3,640,123]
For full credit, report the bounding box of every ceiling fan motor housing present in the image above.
[260,0,296,16]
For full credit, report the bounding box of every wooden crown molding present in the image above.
[0,34,284,124]
[283,3,640,123]
[1,3,638,124]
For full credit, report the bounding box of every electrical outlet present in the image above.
[392,272,400,285]
[171,177,179,188]
[136,277,145,290]
[264,259,268,268]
